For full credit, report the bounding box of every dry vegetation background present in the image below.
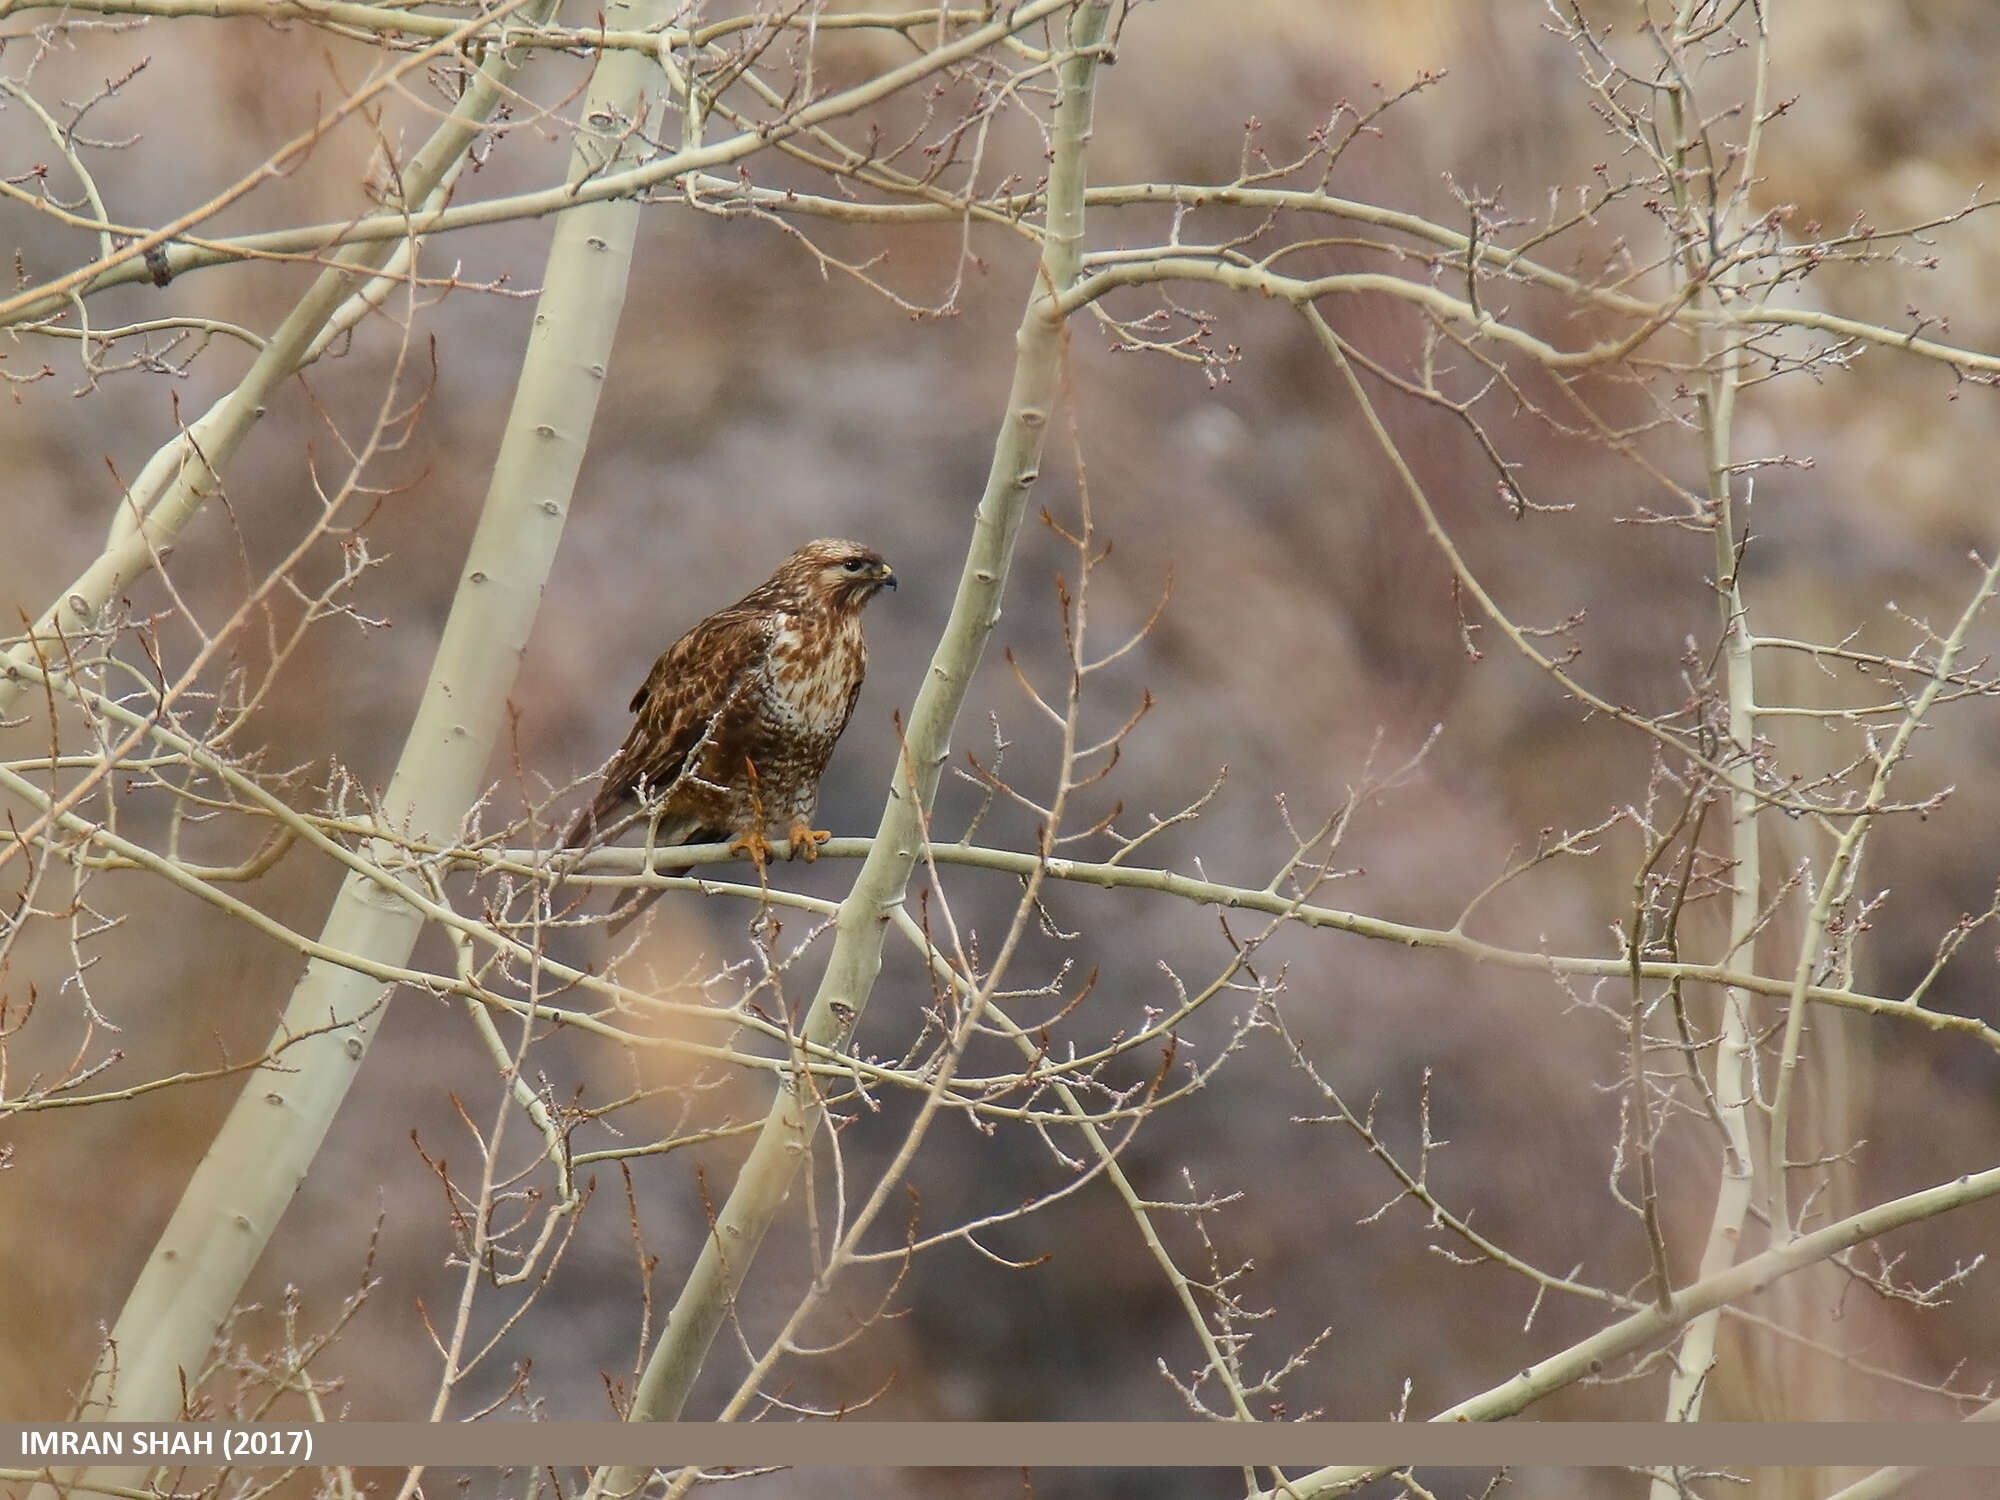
[3,2,2000,1498]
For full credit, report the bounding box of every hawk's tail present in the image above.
[563,785,630,849]
[604,840,705,936]
[567,802,714,937]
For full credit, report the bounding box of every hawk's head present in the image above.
[784,538,898,613]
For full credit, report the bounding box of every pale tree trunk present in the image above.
[0,0,559,720]
[53,0,665,1485]
[591,6,1117,1491]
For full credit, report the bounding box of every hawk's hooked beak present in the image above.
[876,562,898,591]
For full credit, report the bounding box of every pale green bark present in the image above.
[1652,9,1772,1451]
[0,0,1072,322]
[591,6,1115,1486]
[0,3,559,719]
[1251,1163,2000,1500]
[58,0,661,1470]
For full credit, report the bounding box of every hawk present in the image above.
[565,538,896,932]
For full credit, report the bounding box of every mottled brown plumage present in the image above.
[566,539,895,931]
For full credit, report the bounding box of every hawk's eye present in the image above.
[842,559,867,573]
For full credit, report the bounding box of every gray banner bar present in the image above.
[4,1422,1998,1470]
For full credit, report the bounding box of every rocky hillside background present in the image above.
[3,4,1998,1497]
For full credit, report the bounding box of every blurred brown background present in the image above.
[3,4,1999,1498]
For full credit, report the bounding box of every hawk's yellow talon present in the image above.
[728,826,775,868]
[787,817,832,862]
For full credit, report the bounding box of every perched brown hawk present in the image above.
[565,538,896,931]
